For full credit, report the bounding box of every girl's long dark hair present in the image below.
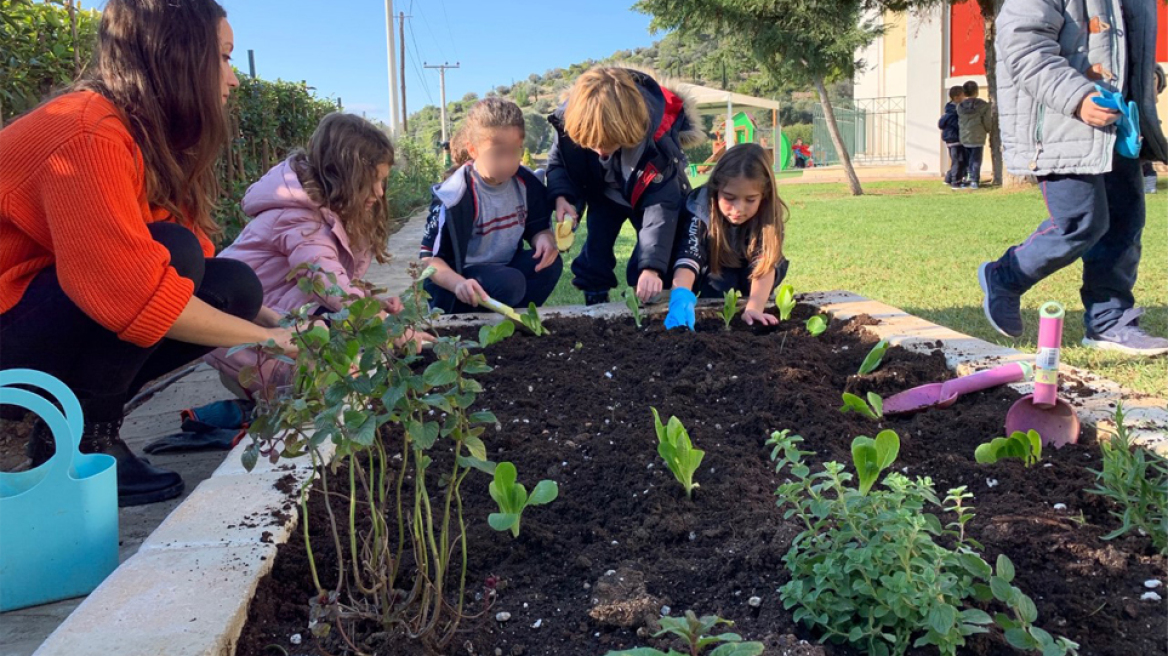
[706,143,786,278]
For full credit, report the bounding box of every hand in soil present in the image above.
[636,269,663,303]
[742,308,777,326]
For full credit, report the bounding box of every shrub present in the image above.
[1089,402,1168,554]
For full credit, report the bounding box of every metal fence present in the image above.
[812,96,905,166]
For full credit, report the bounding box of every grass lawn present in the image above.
[545,179,1168,398]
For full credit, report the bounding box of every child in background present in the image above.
[938,85,966,188]
[206,113,431,397]
[421,98,561,314]
[546,66,705,305]
[664,143,789,330]
[956,80,992,189]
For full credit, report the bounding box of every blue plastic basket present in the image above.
[0,369,118,611]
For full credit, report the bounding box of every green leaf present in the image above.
[974,442,998,464]
[990,575,1013,601]
[528,479,559,506]
[708,643,765,656]
[488,512,518,532]
[423,360,458,387]
[352,415,377,446]
[867,392,884,419]
[874,429,900,469]
[806,314,828,336]
[602,649,671,656]
[927,604,957,634]
[775,283,796,321]
[996,554,1016,583]
[469,410,498,425]
[960,609,993,625]
[1016,593,1038,624]
[241,444,259,472]
[464,435,487,461]
[1005,628,1035,650]
[456,455,497,475]
[858,340,889,375]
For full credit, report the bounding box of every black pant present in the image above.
[571,193,648,293]
[0,223,262,423]
[946,145,967,186]
[964,146,984,185]
[697,258,789,298]
[426,247,563,315]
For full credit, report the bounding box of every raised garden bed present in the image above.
[236,306,1166,656]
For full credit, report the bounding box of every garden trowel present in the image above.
[883,361,1032,415]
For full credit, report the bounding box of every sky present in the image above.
[216,0,661,124]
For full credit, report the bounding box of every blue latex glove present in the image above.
[664,288,697,331]
[1091,85,1142,159]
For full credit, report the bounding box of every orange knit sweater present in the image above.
[0,91,215,348]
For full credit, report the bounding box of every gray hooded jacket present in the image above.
[994,0,1167,176]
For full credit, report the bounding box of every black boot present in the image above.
[81,419,184,507]
[584,291,610,306]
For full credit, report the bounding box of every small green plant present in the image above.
[721,289,742,330]
[520,302,547,336]
[1089,403,1168,554]
[651,408,705,499]
[840,391,884,421]
[770,430,1079,656]
[851,429,900,495]
[605,610,764,656]
[487,462,559,538]
[805,314,827,336]
[858,339,889,375]
[775,283,796,321]
[975,430,1043,467]
[624,288,644,329]
[478,321,516,348]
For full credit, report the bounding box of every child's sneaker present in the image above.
[978,262,1023,338]
[1145,175,1158,194]
[1082,308,1168,356]
[584,291,610,306]
[968,182,980,190]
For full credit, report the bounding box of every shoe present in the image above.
[81,419,185,507]
[1083,308,1168,356]
[968,182,980,190]
[950,184,963,191]
[583,291,610,306]
[978,262,1024,338]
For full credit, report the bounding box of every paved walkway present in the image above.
[0,211,426,656]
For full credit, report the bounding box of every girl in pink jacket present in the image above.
[207,113,429,397]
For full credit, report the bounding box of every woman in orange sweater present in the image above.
[0,0,295,506]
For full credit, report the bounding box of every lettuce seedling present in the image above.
[721,289,742,331]
[840,392,883,421]
[651,408,705,499]
[478,321,516,348]
[488,462,558,538]
[852,430,900,495]
[624,288,644,329]
[805,314,827,336]
[775,283,796,321]
[974,430,1042,467]
[857,340,889,375]
[520,302,547,336]
[605,610,764,656]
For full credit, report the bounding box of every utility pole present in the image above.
[248,49,256,78]
[384,0,401,135]
[398,12,410,132]
[424,62,460,144]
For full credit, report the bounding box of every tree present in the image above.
[513,83,530,107]
[635,0,879,196]
[461,91,479,103]
[523,111,552,154]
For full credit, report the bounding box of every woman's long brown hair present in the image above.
[289,113,395,263]
[706,143,786,278]
[72,0,230,237]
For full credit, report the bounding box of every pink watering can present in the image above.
[1004,302,1081,448]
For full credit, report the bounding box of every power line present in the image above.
[437,0,459,60]
[407,20,435,105]
[415,4,448,63]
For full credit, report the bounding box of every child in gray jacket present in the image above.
[978,0,1168,355]
[956,81,991,189]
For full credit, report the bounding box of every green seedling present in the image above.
[520,302,547,336]
[1089,402,1168,553]
[857,339,889,375]
[775,283,796,321]
[478,321,516,348]
[721,289,742,330]
[974,430,1042,467]
[840,392,883,421]
[487,462,558,538]
[805,314,827,336]
[605,610,764,656]
[624,288,644,329]
[851,429,900,495]
[651,408,705,499]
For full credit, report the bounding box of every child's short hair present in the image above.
[442,125,473,180]
[563,67,649,152]
[464,97,525,143]
[962,81,979,97]
[707,143,786,279]
[949,85,964,101]
[290,113,394,263]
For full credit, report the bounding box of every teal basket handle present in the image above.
[0,370,83,479]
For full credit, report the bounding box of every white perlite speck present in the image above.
[290,634,302,645]
[1141,592,1162,602]
[748,596,762,608]
[1146,580,1163,589]
[496,612,512,622]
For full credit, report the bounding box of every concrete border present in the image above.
[31,291,1167,656]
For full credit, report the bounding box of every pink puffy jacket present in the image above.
[205,158,375,396]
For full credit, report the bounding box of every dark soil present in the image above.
[237,307,1166,656]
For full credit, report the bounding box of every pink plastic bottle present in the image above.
[1033,301,1065,408]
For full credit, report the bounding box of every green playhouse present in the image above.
[671,82,793,176]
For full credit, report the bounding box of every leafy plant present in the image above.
[858,339,889,375]
[521,302,548,336]
[479,320,517,348]
[974,430,1043,467]
[246,263,508,650]
[769,430,1079,656]
[721,289,742,330]
[840,391,884,421]
[624,288,644,329]
[805,314,827,336]
[487,462,559,538]
[851,430,900,495]
[775,283,796,321]
[1089,403,1168,554]
[651,408,705,499]
[605,610,764,656]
